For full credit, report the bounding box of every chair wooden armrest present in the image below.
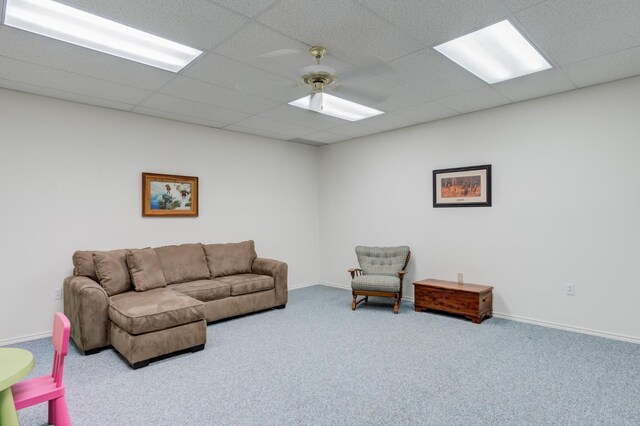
[348,268,363,279]
[398,270,407,277]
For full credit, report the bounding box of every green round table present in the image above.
[0,348,34,426]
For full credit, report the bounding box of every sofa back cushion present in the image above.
[126,248,167,291]
[155,243,210,285]
[72,251,98,281]
[203,240,257,278]
[93,249,132,296]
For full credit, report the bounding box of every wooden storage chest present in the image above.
[413,279,493,324]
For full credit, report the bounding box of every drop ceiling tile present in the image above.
[183,52,300,103]
[223,124,295,141]
[501,0,546,12]
[257,0,424,64]
[61,0,248,49]
[383,48,486,99]
[515,0,640,65]
[357,0,510,46]
[439,87,510,114]
[492,67,577,102]
[230,116,316,138]
[286,138,329,147]
[139,93,250,124]
[0,27,175,91]
[214,23,355,81]
[160,77,279,115]
[562,46,640,88]
[208,0,280,17]
[300,131,348,144]
[328,123,382,138]
[394,102,458,123]
[258,104,347,130]
[0,56,152,104]
[0,80,134,111]
[359,113,417,131]
[132,106,227,128]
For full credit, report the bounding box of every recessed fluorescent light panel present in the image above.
[434,20,551,84]
[288,93,384,122]
[3,0,202,72]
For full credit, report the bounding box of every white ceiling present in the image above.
[1,0,639,146]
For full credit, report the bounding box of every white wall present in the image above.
[0,89,320,343]
[319,76,640,341]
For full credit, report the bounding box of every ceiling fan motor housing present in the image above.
[302,65,336,92]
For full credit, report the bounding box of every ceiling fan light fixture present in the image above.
[434,20,551,84]
[289,93,384,122]
[2,0,202,72]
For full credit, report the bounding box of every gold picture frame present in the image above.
[142,173,198,217]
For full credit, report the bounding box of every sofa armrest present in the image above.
[63,275,110,353]
[252,257,288,307]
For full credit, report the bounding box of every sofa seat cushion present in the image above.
[108,288,204,335]
[215,274,274,296]
[168,280,230,302]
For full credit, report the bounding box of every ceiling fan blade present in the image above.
[257,49,300,58]
[331,81,390,106]
[339,55,394,81]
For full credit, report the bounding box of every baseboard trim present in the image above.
[5,284,637,346]
[289,282,323,290]
[316,282,639,344]
[491,312,640,344]
[316,281,350,290]
[0,330,52,346]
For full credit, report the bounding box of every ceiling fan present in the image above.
[287,46,384,122]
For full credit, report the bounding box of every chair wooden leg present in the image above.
[54,397,71,426]
[393,295,400,314]
[352,293,357,310]
[364,296,369,304]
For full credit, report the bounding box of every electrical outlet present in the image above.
[564,283,575,296]
[54,288,62,300]
[457,272,463,283]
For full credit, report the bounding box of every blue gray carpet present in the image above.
[12,285,640,425]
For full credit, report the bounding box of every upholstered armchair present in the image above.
[348,246,411,314]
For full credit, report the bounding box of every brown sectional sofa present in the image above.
[63,240,287,368]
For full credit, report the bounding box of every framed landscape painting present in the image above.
[142,173,198,217]
[433,165,491,208]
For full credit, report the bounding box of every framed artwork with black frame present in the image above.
[433,165,491,208]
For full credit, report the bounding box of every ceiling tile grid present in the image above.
[159,77,280,115]
[513,0,640,66]
[0,56,152,105]
[0,27,176,91]
[60,0,249,50]
[132,106,228,129]
[256,0,424,64]
[0,78,136,112]
[357,0,511,46]
[0,0,639,145]
[139,93,251,124]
